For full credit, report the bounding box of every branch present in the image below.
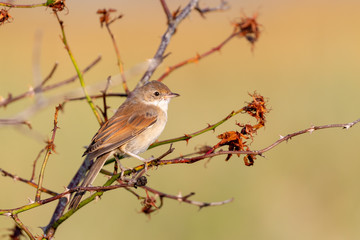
[54,12,102,124]
[0,0,67,14]
[35,105,61,201]
[158,12,261,81]
[11,214,35,240]
[0,56,101,108]
[149,108,246,149]
[65,92,127,102]
[155,118,360,166]
[0,1,47,8]
[0,168,58,196]
[143,186,233,210]
[160,0,172,22]
[195,0,229,18]
[0,119,32,128]
[137,0,199,86]
[96,9,129,94]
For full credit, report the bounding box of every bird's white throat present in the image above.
[145,98,170,112]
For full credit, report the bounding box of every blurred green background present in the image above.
[1,0,360,239]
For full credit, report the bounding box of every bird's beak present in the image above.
[166,92,180,98]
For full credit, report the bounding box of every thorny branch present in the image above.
[35,105,62,202]
[11,214,35,240]
[96,9,129,94]
[0,168,58,196]
[141,186,233,215]
[137,0,199,86]
[158,12,261,81]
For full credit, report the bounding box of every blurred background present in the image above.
[1,0,360,239]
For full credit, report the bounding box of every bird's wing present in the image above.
[83,106,157,159]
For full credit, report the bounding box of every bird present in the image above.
[68,80,179,209]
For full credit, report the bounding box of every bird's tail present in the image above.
[68,153,110,210]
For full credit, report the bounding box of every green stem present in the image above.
[35,150,51,201]
[54,12,102,124]
[12,214,36,240]
[0,2,47,8]
[149,108,245,149]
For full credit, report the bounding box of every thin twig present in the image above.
[11,214,35,240]
[157,30,239,81]
[66,92,127,102]
[0,1,47,8]
[30,148,46,182]
[54,11,102,124]
[138,0,199,86]
[0,168,58,196]
[99,76,112,122]
[35,105,61,202]
[149,108,245,149]
[41,62,58,86]
[103,10,129,94]
[0,56,101,108]
[195,0,229,17]
[143,186,233,209]
[0,119,32,128]
[160,0,172,22]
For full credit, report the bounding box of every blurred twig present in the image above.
[0,56,101,108]
[195,0,229,17]
[97,9,129,94]
[158,12,261,81]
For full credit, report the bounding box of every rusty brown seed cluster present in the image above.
[0,8,12,25]
[212,93,267,166]
[96,8,123,27]
[48,0,67,12]
[233,13,261,46]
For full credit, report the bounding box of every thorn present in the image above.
[27,197,35,204]
[308,125,315,134]
[279,135,284,139]
[4,212,11,217]
[13,175,19,182]
[39,226,47,233]
[177,191,183,202]
[184,134,192,144]
[28,85,35,97]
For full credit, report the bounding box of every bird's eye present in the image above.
[154,91,160,96]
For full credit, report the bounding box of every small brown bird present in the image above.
[69,81,179,209]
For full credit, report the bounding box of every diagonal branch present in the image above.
[0,56,101,108]
[137,0,199,86]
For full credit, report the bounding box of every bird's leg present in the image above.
[113,153,129,180]
[122,150,150,172]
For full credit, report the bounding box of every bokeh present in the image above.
[1,0,360,239]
